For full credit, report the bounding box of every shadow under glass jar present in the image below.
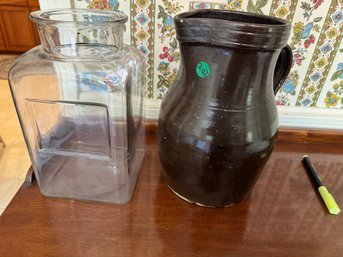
[8,9,146,204]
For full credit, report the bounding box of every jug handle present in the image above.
[273,45,293,94]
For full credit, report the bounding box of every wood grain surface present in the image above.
[0,135,343,257]
[146,120,343,145]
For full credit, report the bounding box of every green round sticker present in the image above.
[196,61,211,78]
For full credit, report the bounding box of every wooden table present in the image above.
[0,134,343,257]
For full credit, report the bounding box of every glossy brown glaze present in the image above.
[158,10,292,207]
[1,134,343,257]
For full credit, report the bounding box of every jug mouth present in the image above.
[174,9,291,50]
[30,8,128,25]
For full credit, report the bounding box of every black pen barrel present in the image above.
[302,155,323,188]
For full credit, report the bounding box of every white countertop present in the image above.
[0,80,31,216]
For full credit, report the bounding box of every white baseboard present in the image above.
[277,106,343,130]
[146,100,161,120]
[146,100,343,131]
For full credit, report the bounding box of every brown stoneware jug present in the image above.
[158,9,292,207]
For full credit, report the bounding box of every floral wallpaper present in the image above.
[39,0,343,109]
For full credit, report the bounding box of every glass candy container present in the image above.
[9,9,145,204]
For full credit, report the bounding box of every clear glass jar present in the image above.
[9,9,145,204]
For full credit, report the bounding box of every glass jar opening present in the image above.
[30,9,127,58]
[30,9,128,25]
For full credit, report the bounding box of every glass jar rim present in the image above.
[30,8,128,26]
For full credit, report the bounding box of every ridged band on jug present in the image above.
[174,10,291,50]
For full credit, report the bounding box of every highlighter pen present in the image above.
[302,155,340,215]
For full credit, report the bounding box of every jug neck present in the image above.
[30,9,127,58]
[177,42,281,110]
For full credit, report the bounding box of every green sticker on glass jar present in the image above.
[196,62,211,78]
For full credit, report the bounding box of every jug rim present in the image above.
[174,9,289,28]
[174,9,291,50]
[30,8,128,26]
